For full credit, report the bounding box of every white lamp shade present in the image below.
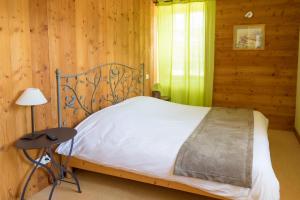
[16,88,48,106]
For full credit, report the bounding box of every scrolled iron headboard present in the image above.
[56,63,145,127]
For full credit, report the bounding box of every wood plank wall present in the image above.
[0,0,153,199]
[214,0,300,130]
[1,0,300,199]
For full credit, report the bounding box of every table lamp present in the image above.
[16,88,48,140]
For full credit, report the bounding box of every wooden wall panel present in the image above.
[29,0,52,133]
[0,0,153,199]
[214,0,300,130]
[0,1,20,199]
[0,0,299,199]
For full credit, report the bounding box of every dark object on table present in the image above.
[46,133,58,141]
[152,91,170,101]
[152,90,161,99]
[21,133,45,140]
[16,127,81,200]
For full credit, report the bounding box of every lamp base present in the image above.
[21,133,45,140]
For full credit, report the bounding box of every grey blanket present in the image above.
[174,107,254,188]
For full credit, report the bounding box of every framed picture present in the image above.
[233,24,265,50]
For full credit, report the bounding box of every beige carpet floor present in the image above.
[30,130,300,200]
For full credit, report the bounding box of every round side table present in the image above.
[16,127,81,200]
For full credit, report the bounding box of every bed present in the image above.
[55,63,279,200]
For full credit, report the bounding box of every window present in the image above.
[155,1,215,106]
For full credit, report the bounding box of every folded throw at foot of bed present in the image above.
[174,107,254,188]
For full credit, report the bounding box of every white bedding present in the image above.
[56,96,279,200]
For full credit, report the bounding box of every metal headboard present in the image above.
[56,63,145,127]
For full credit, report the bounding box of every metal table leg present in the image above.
[21,149,58,200]
[63,138,81,193]
[47,139,81,193]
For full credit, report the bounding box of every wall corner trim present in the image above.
[294,128,300,144]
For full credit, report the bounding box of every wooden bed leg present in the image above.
[65,166,73,179]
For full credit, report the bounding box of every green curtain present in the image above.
[157,0,215,106]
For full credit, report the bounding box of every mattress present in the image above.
[56,96,279,200]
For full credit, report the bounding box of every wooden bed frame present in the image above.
[62,156,227,200]
[56,63,228,200]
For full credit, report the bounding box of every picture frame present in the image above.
[233,24,265,50]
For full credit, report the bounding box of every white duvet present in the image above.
[57,96,279,200]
